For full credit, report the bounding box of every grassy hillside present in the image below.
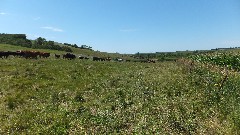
[0,44,67,54]
[1,43,240,134]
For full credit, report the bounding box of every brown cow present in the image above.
[22,51,40,59]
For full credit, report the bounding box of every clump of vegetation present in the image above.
[0,34,73,52]
[0,34,32,48]
[189,52,240,71]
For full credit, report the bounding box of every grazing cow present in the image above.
[93,56,105,61]
[6,51,16,57]
[39,52,50,58]
[79,56,85,59]
[13,51,25,57]
[22,51,40,59]
[115,58,123,62]
[55,54,60,59]
[63,53,76,60]
[148,59,156,63]
[7,51,16,57]
[0,51,10,59]
[105,57,111,61]
[79,56,90,60]
[93,56,100,61]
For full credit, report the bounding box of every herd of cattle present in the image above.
[0,50,50,59]
[0,50,115,61]
[0,50,156,63]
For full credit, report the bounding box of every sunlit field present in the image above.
[1,0,240,133]
[0,54,240,134]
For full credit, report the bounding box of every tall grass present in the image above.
[0,57,239,134]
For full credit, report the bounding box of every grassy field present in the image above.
[1,44,240,134]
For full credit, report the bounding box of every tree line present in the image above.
[0,34,73,52]
[134,50,218,61]
[33,37,72,52]
[63,43,93,50]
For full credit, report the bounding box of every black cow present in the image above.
[63,53,76,60]
[105,57,111,61]
[13,51,25,57]
[93,56,105,61]
[115,58,123,62]
[55,54,60,59]
[39,52,50,58]
[79,56,90,60]
[84,57,89,60]
[147,59,156,63]
[0,51,10,59]
[79,56,85,59]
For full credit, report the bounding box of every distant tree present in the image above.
[0,34,73,52]
[47,41,54,46]
[35,37,46,46]
[73,44,78,48]
[0,34,32,47]
[64,43,71,46]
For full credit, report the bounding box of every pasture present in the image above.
[0,44,240,134]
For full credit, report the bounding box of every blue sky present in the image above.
[0,0,240,53]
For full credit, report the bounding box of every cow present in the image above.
[63,53,76,60]
[148,59,156,63]
[105,57,111,61]
[93,56,105,61]
[6,51,17,57]
[79,56,85,59]
[84,57,89,60]
[13,51,25,57]
[7,51,17,57]
[115,58,123,62]
[39,52,50,58]
[22,51,40,59]
[0,51,10,59]
[55,54,60,59]
[79,55,90,60]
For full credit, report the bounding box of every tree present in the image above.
[73,44,78,48]
[35,37,46,46]
[47,41,54,46]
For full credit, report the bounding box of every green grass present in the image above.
[0,43,67,55]
[0,44,240,134]
[0,58,239,134]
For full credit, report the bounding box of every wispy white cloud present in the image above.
[222,40,240,46]
[33,17,40,20]
[119,29,137,32]
[41,26,63,32]
[27,34,56,40]
[27,34,40,39]
[0,12,7,15]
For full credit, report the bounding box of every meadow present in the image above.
[1,44,240,134]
